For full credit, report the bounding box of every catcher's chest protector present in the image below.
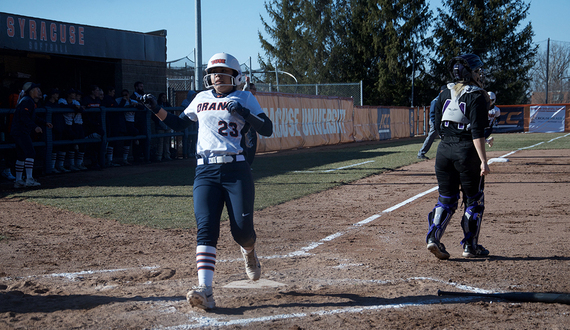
[441,85,483,125]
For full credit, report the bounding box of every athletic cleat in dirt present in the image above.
[25,177,41,187]
[427,239,450,260]
[241,246,261,281]
[462,244,490,258]
[186,285,215,310]
[13,179,26,188]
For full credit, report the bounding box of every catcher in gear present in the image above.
[142,52,273,309]
[425,54,491,260]
[485,91,501,147]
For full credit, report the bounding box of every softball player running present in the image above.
[425,54,491,260]
[142,53,273,309]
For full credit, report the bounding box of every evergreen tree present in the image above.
[258,0,300,83]
[259,0,432,106]
[259,0,339,85]
[430,0,537,104]
[334,0,432,106]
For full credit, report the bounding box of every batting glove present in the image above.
[227,101,250,118]
[142,94,161,114]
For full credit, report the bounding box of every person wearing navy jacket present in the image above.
[11,82,53,188]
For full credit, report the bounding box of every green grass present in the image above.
[5,132,570,229]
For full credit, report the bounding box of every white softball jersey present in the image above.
[183,90,264,159]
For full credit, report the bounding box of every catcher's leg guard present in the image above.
[460,191,485,247]
[426,194,459,243]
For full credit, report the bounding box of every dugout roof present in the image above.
[0,12,165,62]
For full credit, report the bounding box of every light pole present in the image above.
[195,0,203,90]
[411,42,416,107]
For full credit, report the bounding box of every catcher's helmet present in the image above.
[448,54,484,86]
[204,52,242,89]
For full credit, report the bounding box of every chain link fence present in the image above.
[253,82,362,105]
[166,56,362,106]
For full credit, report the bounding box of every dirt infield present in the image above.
[1,148,569,329]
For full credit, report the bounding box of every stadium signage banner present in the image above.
[494,106,524,133]
[529,106,566,133]
[252,93,417,153]
[377,108,391,140]
[254,93,354,152]
[0,12,165,62]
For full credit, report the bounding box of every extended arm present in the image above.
[142,94,193,131]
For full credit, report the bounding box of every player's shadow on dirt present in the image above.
[485,255,570,262]
[448,255,570,263]
[0,291,186,314]
[204,291,476,316]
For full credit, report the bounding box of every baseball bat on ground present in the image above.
[437,290,570,304]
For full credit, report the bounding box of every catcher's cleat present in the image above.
[462,244,490,258]
[186,285,215,310]
[241,246,261,281]
[427,238,450,260]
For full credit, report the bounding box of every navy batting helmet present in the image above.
[448,54,484,85]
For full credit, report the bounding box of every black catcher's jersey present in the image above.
[434,83,489,140]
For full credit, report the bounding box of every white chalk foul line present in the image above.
[293,160,375,173]
[259,133,570,261]
[1,266,160,281]
[155,276,496,329]
[323,160,375,172]
[220,186,436,263]
[260,185,439,260]
[490,132,570,161]
[159,298,478,330]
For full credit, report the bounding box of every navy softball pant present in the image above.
[193,160,256,248]
[435,139,484,199]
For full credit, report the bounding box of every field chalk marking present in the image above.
[293,160,374,173]
[158,275,492,330]
[262,133,570,260]
[1,266,160,281]
[159,298,474,330]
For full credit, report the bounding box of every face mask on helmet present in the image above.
[203,53,242,89]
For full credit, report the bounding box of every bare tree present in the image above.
[531,41,570,104]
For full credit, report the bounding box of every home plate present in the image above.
[223,279,285,289]
[489,157,509,163]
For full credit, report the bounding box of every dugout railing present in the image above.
[0,106,197,174]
